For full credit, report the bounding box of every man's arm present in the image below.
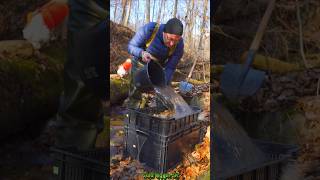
[128,23,155,59]
[165,40,184,85]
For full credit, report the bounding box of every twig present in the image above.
[276,16,297,35]
[296,0,309,68]
[317,77,320,96]
[212,25,241,41]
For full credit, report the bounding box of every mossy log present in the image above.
[188,78,206,85]
[0,41,65,140]
[110,74,129,104]
[211,65,224,75]
[95,115,110,148]
[0,40,34,59]
[212,53,304,76]
[241,52,302,74]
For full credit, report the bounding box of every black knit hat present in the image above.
[164,18,183,36]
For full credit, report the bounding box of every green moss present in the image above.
[95,115,110,148]
[110,78,129,103]
[198,170,210,180]
[41,42,67,64]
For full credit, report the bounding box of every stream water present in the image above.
[154,86,194,119]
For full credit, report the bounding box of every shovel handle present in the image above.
[249,0,276,51]
[239,0,276,84]
[239,50,256,84]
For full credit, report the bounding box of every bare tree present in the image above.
[114,0,119,22]
[198,0,208,49]
[121,0,128,25]
[123,0,132,26]
[183,0,192,40]
[152,0,156,22]
[162,0,166,22]
[157,0,164,23]
[135,0,140,30]
[173,0,178,18]
[145,0,151,23]
[187,0,195,49]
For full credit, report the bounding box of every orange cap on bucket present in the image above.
[41,2,69,29]
[122,59,132,71]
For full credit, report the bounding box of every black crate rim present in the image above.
[126,121,201,139]
[128,106,202,121]
[215,140,299,179]
[51,147,108,174]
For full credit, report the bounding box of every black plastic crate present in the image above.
[216,140,299,180]
[127,107,201,137]
[124,122,201,173]
[51,147,108,180]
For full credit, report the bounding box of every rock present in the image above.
[0,43,65,140]
[0,40,34,59]
[110,74,130,104]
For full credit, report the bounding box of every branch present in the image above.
[296,0,309,68]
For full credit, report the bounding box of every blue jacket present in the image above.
[128,22,184,84]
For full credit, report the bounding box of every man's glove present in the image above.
[179,81,194,95]
[141,51,152,63]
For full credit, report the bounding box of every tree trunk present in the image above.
[187,0,195,49]
[145,0,151,23]
[198,0,208,49]
[183,0,192,40]
[121,0,128,25]
[123,0,132,26]
[162,0,166,22]
[173,0,178,18]
[152,0,156,22]
[114,0,118,22]
[135,0,140,30]
[157,0,164,23]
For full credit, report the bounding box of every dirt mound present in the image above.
[110,21,134,73]
[0,0,46,40]
[295,97,320,179]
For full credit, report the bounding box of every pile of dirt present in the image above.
[296,97,320,179]
[0,0,46,40]
[239,68,320,112]
[110,21,134,73]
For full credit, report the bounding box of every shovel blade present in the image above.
[220,64,265,99]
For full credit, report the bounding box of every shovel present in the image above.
[220,0,276,99]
